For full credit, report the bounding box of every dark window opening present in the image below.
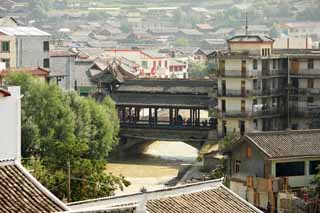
[1,41,10,52]
[43,58,50,68]
[309,160,320,175]
[276,161,305,177]
[253,59,258,70]
[43,41,49,51]
[235,160,241,173]
[308,79,314,89]
[272,59,276,69]
[308,59,314,69]
[307,97,314,104]
[1,58,10,68]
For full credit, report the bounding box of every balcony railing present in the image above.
[219,69,287,78]
[290,69,320,76]
[290,105,320,117]
[218,88,284,97]
[219,108,282,118]
[291,88,320,95]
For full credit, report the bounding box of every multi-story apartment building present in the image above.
[214,34,320,137]
[280,48,320,130]
[0,26,51,69]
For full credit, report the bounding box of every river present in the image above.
[106,141,198,195]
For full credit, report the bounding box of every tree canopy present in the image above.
[5,72,129,201]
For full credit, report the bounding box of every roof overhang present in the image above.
[0,88,11,97]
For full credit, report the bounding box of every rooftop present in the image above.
[0,87,11,97]
[227,35,274,43]
[0,26,50,36]
[0,67,49,77]
[179,29,203,36]
[68,179,262,213]
[245,129,320,159]
[0,160,68,212]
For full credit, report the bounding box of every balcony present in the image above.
[219,108,282,118]
[290,105,320,117]
[218,69,286,78]
[291,88,320,96]
[218,88,284,97]
[290,69,320,77]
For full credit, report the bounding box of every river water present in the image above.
[106,141,198,195]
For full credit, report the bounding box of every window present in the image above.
[246,146,252,158]
[267,48,270,56]
[1,41,10,52]
[165,60,168,68]
[241,100,246,113]
[262,48,265,56]
[253,99,257,105]
[308,59,314,69]
[308,79,314,89]
[309,160,320,175]
[253,119,258,129]
[158,60,162,67]
[43,58,50,68]
[276,161,305,177]
[272,97,276,107]
[1,58,10,68]
[235,160,241,173]
[43,41,49,51]
[307,96,314,105]
[221,99,226,112]
[272,59,276,69]
[142,61,148,69]
[253,59,258,70]
[253,79,258,90]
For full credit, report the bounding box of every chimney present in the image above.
[0,86,21,161]
[135,190,147,213]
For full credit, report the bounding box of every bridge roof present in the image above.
[115,79,216,95]
[111,93,214,108]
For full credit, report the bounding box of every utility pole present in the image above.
[245,12,248,35]
[67,160,71,202]
[287,56,290,130]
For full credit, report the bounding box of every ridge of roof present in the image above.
[68,178,223,206]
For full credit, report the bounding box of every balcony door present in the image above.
[241,80,246,96]
[241,60,246,77]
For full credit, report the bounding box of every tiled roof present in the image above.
[246,129,320,158]
[111,92,214,108]
[0,67,49,77]
[68,179,262,213]
[115,79,216,94]
[228,35,274,43]
[0,87,11,96]
[147,186,259,213]
[0,160,68,212]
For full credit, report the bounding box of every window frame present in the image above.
[275,161,305,177]
[43,58,50,68]
[308,59,314,69]
[309,160,320,175]
[1,41,10,52]
[43,41,50,52]
[253,59,258,70]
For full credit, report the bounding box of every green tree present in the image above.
[174,38,189,47]
[5,72,129,201]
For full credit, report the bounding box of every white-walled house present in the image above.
[0,86,21,160]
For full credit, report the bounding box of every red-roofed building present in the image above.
[0,67,49,84]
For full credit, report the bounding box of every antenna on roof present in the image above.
[245,11,248,35]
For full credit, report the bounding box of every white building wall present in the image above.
[0,86,21,161]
